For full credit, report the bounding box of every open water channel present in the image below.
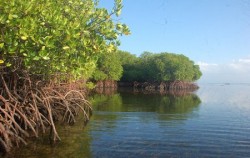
[3,84,250,158]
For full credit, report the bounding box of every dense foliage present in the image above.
[118,51,202,82]
[0,0,130,80]
[93,50,202,83]
[92,51,123,81]
[117,50,141,81]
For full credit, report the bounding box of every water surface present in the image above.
[4,84,250,158]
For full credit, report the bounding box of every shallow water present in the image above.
[4,84,250,158]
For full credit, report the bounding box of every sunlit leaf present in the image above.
[21,36,28,40]
[0,43,4,48]
[12,14,18,18]
[63,46,70,50]
[42,56,50,60]
[33,56,40,61]
[116,23,123,30]
[6,62,12,67]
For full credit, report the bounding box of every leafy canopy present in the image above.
[0,0,130,80]
[119,51,202,82]
[92,51,123,81]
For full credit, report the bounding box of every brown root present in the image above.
[0,68,92,153]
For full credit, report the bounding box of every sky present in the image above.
[99,0,250,83]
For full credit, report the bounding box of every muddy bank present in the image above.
[118,81,199,91]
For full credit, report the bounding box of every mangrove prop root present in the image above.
[129,80,199,91]
[0,70,92,153]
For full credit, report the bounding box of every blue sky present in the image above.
[99,0,250,83]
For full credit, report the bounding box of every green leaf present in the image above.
[8,14,13,20]
[21,36,28,40]
[12,14,18,18]
[33,56,40,61]
[42,46,45,50]
[0,43,4,48]
[83,30,90,36]
[42,56,50,60]
[6,62,12,67]
[116,23,123,30]
[63,46,70,50]
[116,10,121,16]
[39,50,48,57]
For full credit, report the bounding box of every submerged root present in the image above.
[0,70,92,153]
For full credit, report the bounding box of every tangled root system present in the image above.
[0,68,92,153]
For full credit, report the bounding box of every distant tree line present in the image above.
[92,50,202,83]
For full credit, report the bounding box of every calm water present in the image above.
[4,84,250,158]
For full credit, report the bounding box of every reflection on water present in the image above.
[90,90,201,118]
[94,92,201,112]
[4,84,250,158]
[89,90,202,158]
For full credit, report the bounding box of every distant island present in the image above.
[93,51,202,91]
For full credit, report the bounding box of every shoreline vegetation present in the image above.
[0,0,128,153]
[0,0,201,154]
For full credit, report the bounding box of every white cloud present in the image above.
[197,61,218,67]
[196,61,218,72]
[238,59,250,63]
[229,57,250,72]
[197,56,250,83]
